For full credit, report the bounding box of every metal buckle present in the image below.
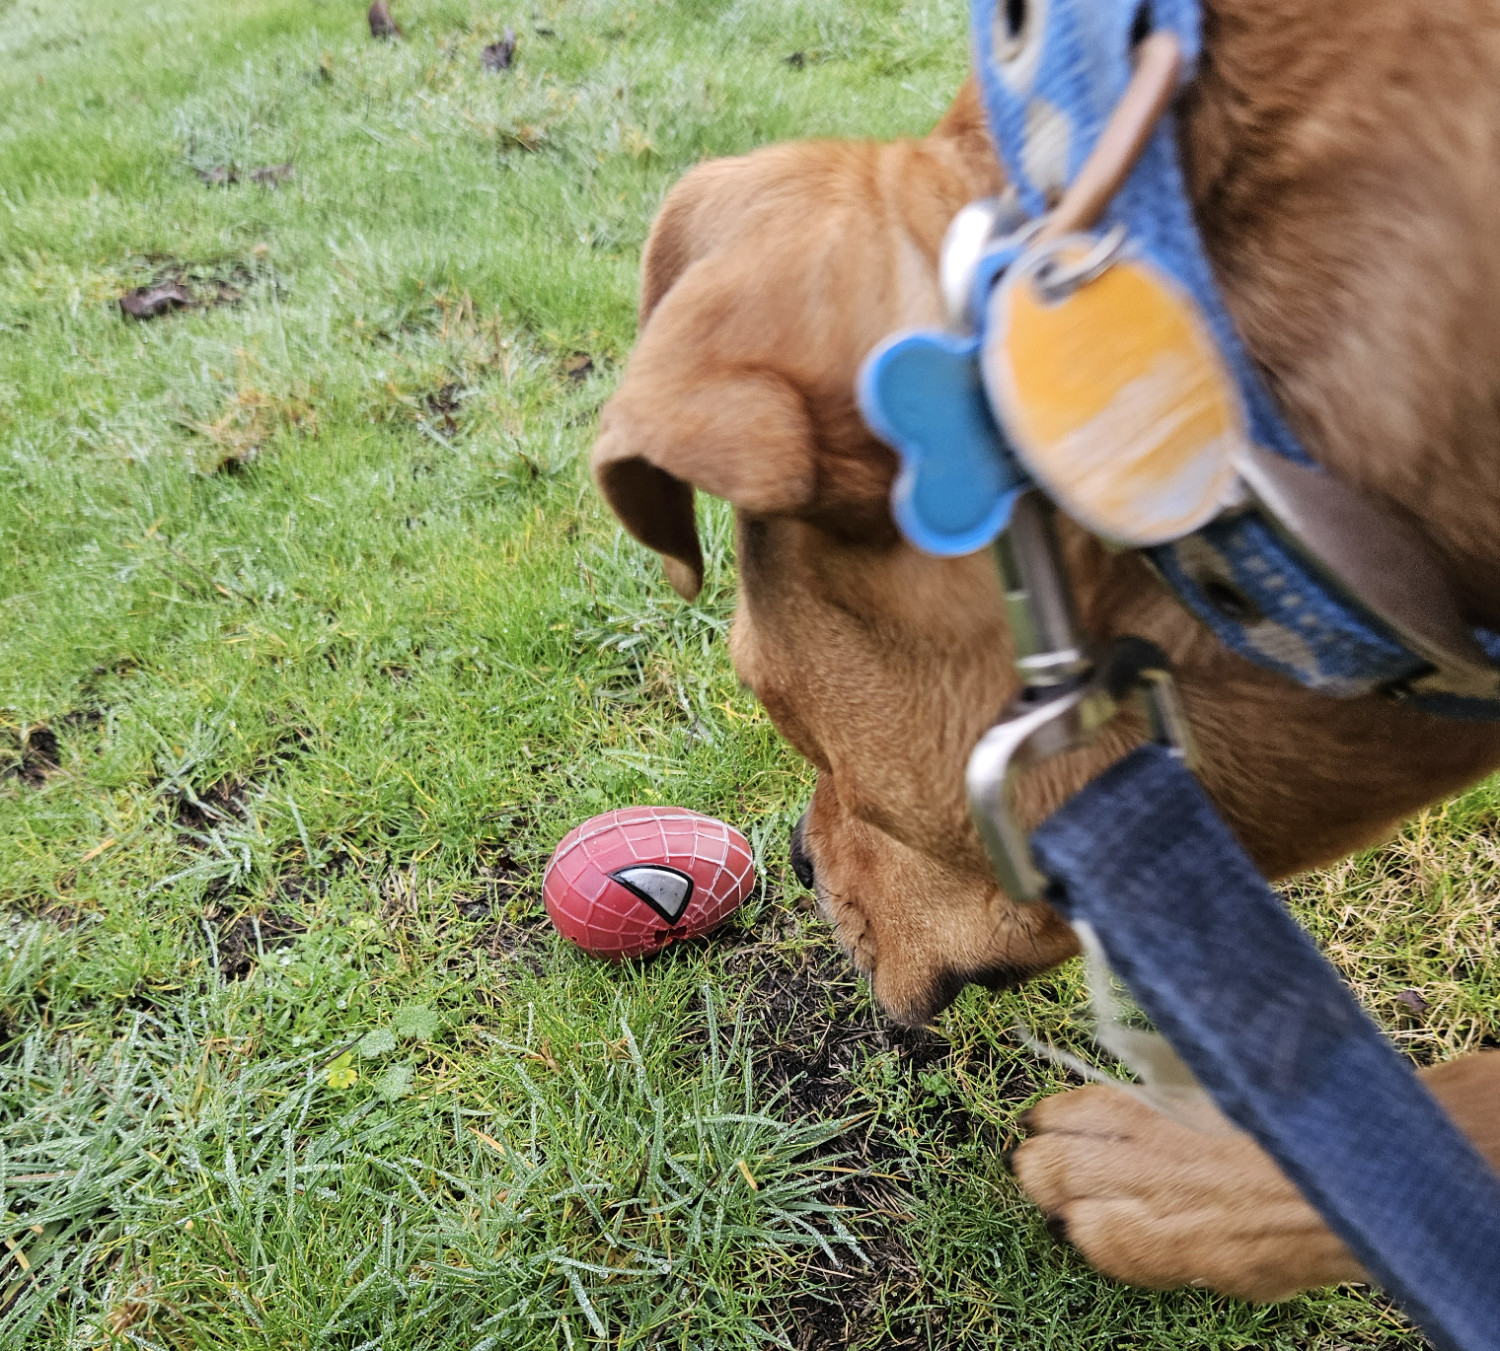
[966,491,1197,901]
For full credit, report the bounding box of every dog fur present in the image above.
[591,0,1500,1301]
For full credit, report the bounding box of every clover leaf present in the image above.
[358,1028,398,1058]
[392,1004,441,1042]
[326,1052,358,1090]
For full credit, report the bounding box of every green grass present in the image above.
[0,0,1494,1346]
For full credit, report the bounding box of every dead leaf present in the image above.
[524,1037,561,1072]
[120,282,195,320]
[482,28,516,71]
[469,1126,509,1156]
[368,1,402,39]
[80,837,117,864]
[105,1283,151,1336]
[499,124,544,152]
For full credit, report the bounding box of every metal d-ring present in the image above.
[967,635,1196,902]
[939,194,1044,332]
[1029,224,1129,303]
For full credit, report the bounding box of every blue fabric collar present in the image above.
[859,0,1500,718]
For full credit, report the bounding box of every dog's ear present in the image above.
[636,163,711,327]
[592,162,817,600]
[636,155,757,326]
[592,332,816,600]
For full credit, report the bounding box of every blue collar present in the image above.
[859,0,1500,719]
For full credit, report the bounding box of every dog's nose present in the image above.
[789,812,816,889]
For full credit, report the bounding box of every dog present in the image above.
[591,0,1500,1301]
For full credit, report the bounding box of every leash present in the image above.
[1035,746,1500,1351]
[856,2,1500,1347]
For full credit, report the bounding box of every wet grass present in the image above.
[1,0,1493,1346]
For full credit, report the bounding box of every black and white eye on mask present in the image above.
[992,0,1048,92]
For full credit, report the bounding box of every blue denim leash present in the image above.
[1033,746,1500,1351]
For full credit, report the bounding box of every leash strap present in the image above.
[1032,744,1500,1351]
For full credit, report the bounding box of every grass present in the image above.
[0,0,1494,1346]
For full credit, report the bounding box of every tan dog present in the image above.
[592,0,1500,1301]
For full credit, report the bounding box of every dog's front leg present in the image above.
[1010,1051,1500,1300]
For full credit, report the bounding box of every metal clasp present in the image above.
[966,491,1197,901]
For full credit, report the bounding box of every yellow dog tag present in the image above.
[982,237,1246,546]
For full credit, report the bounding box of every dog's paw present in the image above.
[1009,1084,1365,1301]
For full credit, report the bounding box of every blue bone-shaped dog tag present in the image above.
[858,330,1031,557]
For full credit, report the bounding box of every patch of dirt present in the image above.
[368,0,402,40]
[563,353,594,383]
[57,707,106,733]
[120,280,195,320]
[117,257,261,323]
[420,383,464,436]
[199,855,351,936]
[173,776,250,832]
[482,28,516,71]
[3,725,61,786]
[206,904,307,981]
[468,852,532,913]
[167,732,312,832]
[483,910,554,971]
[78,657,139,701]
[184,382,317,474]
[709,904,1025,1350]
[247,162,292,186]
[734,943,930,1348]
[379,865,428,928]
[460,854,551,965]
[195,162,294,188]
[11,895,92,930]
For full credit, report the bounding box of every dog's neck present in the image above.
[1186,1,1500,631]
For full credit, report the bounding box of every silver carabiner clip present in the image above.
[966,490,1196,901]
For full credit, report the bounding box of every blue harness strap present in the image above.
[956,0,1500,716]
[1032,745,1500,1351]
